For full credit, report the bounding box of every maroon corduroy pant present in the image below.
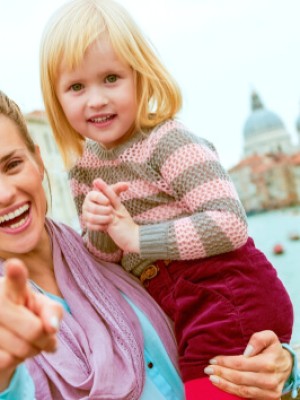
[145,237,293,382]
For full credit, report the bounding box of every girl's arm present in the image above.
[138,129,248,260]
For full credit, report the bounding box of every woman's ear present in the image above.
[35,145,45,178]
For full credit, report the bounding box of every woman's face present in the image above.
[0,115,47,258]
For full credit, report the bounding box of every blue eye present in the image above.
[71,83,83,91]
[105,75,118,83]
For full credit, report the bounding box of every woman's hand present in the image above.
[204,330,293,400]
[0,258,63,391]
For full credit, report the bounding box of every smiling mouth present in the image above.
[0,204,30,229]
[90,115,115,123]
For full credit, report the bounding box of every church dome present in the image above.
[243,92,285,138]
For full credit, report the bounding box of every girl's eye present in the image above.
[70,83,83,91]
[105,75,118,83]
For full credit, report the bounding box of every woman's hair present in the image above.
[0,90,36,154]
[0,90,52,211]
[40,0,182,168]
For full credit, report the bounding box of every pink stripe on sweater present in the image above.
[70,179,91,197]
[174,218,206,258]
[183,180,240,212]
[134,202,188,223]
[117,121,179,163]
[120,181,161,201]
[147,120,184,150]
[120,120,183,164]
[160,143,219,182]
[174,211,247,259]
[86,241,123,262]
[206,210,248,249]
[79,150,121,167]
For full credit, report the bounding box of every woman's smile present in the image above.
[0,202,30,232]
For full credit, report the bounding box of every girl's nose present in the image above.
[87,88,108,108]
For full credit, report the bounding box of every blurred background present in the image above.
[1,0,299,359]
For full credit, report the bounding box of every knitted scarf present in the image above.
[0,219,177,399]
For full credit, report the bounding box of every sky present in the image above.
[1,0,300,169]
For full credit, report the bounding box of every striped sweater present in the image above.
[69,120,248,277]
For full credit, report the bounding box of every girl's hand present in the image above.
[0,259,63,391]
[82,189,114,232]
[82,179,129,232]
[90,178,140,253]
[204,330,292,400]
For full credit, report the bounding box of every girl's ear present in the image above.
[35,145,45,178]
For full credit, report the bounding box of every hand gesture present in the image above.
[0,258,63,391]
[82,178,140,253]
[204,330,292,399]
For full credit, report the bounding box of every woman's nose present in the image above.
[0,179,16,205]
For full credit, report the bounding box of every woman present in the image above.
[0,90,297,399]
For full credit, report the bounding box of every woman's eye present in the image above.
[105,75,118,83]
[6,159,22,171]
[70,83,83,91]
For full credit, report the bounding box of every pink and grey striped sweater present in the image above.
[69,120,248,277]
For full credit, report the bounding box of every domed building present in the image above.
[229,91,300,213]
[243,92,293,156]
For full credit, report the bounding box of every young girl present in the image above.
[40,0,295,398]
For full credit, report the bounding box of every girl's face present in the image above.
[56,36,138,149]
[0,115,47,258]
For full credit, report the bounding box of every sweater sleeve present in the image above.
[139,126,248,260]
[0,364,35,400]
[69,167,123,262]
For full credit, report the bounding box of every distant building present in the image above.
[25,111,79,230]
[229,92,300,213]
[243,92,294,156]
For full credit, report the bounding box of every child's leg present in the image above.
[184,377,245,400]
[144,244,293,394]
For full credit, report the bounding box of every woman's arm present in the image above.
[204,330,298,400]
[0,259,62,391]
[0,364,35,400]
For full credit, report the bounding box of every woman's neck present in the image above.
[3,226,62,297]
[25,233,62,297]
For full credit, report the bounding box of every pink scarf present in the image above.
[0,219,177,399]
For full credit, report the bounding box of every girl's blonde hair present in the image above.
[40,0,182,168]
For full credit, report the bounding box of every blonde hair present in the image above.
[0,90,36,154]
[40,0,182,168]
